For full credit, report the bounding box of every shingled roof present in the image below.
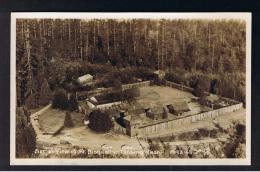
[78,74,93,84]
[205,94,219,103]
[124,115,142,124]
[153,70,165,75]
[148,106,164,114]
[168,102,190,114]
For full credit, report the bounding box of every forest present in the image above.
[16,19,246,108]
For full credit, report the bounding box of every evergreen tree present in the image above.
[16,107,36,158]
[68,93,78,111]
[193,76,211,97]
[39,78,53,106]
[16,19,246,105]
[64,112,74,127]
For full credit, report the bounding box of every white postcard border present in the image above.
[10,12,252,166]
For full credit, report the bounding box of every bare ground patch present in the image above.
[137,86,195,107]
[38,108,85,133]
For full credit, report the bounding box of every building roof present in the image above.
[163,106,169,113]
[153,70,165,75]
[78,74,93,83]
[149,106,164,114]
[79,101,89,110]
[90,96,98,103]
[170,102,190,113]
[124,115,131,121]
[206,94,219,103]
[124,115,142,124]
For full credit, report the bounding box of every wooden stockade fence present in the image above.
[113,125,127,135]
[136,102,242,137]
[165,80,241,104]
[122,81,151,90]
[79,81,151,98]
[166,81,194,92]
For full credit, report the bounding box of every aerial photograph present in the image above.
[14,15,247,161]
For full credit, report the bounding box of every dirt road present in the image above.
[30,104,52,136]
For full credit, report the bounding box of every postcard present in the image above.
[10,12,251,165]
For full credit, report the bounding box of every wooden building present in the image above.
[77,74,93,86]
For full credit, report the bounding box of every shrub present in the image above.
[149,142,161,152]
[223,123,246,158]
[198,128,210,137]
[124,87,140,101]
[88,110,114,133]
[52,89,68,110]
[178,131,193,141]
[192,131,202,140]
[209,129,218,138]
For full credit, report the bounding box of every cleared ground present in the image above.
[38,108,84,133]
[58,127,147,151]
[137,86,195,107]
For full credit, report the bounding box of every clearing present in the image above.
[137,86,195,107]
[38,108,84,134]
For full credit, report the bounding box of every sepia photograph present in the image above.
[10,13,251,165]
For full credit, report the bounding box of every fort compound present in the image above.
[77,70,243,138]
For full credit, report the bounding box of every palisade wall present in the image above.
[122,81,151,90]
[165,80,194,92]
[137,102,242,137]
[165,80,241,104]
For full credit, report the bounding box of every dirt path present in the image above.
[30,104,52,136]
[30,105,147,155]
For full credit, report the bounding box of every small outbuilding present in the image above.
[77,74,93,86]
[146,107,162,120]
[205,94,219,104]
[167,102,190,116]
[146,106,169,120]
[153,70,166,80]
[76,90,89,100]
[124,115,143,137]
